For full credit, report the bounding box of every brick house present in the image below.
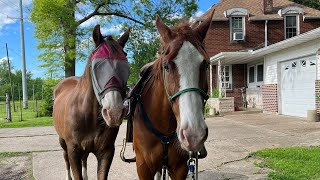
[195,0,320,117]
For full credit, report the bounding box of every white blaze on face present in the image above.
[102,91,123,110]
[174,41,207,133]
[101,91,124,126]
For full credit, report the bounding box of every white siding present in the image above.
[317,49,320,80]
[280,56,316,117]
[264,38,320,84]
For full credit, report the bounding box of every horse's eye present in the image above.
[164,64,170,72]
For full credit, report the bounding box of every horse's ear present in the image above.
[193,9,215,42]
[156,15,173,43]
[92,24,104,47]
[117,27,131,48]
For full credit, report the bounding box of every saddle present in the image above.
[125,62,154,143]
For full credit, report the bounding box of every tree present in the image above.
[291,0,320,10]
[0,61,44,101]
[30,0,198,78]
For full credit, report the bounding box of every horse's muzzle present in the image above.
[101,91,126,127]
[179,127,208,151]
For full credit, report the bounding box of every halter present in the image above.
[162,62,209,106]
[160,50,209,180]
[90,42,130,105]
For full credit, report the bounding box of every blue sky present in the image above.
[0,0,218,78]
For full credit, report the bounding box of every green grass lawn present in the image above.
[0,100,53,128]
[252,146,320,180]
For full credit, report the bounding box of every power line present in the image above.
[0,0,19,9]
[0,11,9,16]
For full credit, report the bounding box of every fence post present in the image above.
[6,93,11,122]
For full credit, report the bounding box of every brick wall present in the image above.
[205,16,320,57]
[205,18,265,57]
[267,20,284,44]
[315,80,320,113]
[262,84,278,113]
[300,17,320,34]
[211,65,217,89]
[226,64,247,110]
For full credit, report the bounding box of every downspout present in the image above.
[265,20,268,47]
[217,59,222,98]
[210,64,213,97]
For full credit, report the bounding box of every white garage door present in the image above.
[280,56,316,117]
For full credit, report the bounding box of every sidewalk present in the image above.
[1,113,320,179]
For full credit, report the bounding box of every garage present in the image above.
[280,56,316,117]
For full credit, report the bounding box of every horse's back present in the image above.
[53,77,80,138]
[54,77,79,99]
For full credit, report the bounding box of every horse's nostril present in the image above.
[203,127,209,141]
[102,108,108,117]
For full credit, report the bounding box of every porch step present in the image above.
[207,108,262,117]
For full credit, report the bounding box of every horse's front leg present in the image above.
[136,155,157,180]
[169,163,188,180]
[96,146,115,180]
[67,146,84,180]
[59,138,72,180]
[81,153,89,180]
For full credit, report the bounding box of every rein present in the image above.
[136,95,177,180]
[162,63,209,105]
[161,53,208,180]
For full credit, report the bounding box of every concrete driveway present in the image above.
[1,113,320,179]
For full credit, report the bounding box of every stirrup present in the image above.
[120,138,136,163]
[123,98,131,119]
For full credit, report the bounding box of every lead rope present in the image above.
[188,152,199,180]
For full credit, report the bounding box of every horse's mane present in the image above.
[152,20,205,80]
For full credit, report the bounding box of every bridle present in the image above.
[162,62,209,105]
[90,42,130,105]
[159,45,209,180]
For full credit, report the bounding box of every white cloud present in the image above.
[195,10,204,17]
[0,56,12,63]
[0,0,32,30]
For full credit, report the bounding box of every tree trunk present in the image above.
[64,30,76,78]
[63,1,77,78]
[64,45,76,78]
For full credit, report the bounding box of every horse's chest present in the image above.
[78,127,119,152]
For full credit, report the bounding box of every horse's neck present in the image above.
[77,75,98,110]
[142,77,176,134]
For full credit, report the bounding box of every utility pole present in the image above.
[5,43,16,112]
[19,0,28,109]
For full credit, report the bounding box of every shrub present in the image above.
[39,79,59,117]
[211,88,220,98]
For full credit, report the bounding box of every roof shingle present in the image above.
[198,0,320,21]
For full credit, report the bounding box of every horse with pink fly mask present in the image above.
[53,25,130,180]
[91,35,130,108]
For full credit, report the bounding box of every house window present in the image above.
[221,65,232,90]
[285,16,298,39]
[231,17,244,41]
[249,66,255,83]
[257,64,264,82]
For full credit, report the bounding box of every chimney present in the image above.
[264,0,273,14]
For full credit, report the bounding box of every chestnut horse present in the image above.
[132,14,213,179]
[53,25,130,180]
